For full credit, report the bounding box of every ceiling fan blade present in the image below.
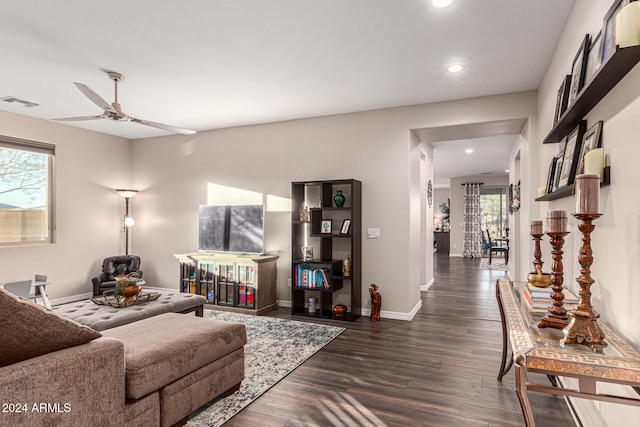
[74,82,116,113]
[131,117,196,135]
[52,115,106,121]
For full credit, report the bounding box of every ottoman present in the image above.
[102,312,246,427]
[53,291,206,331]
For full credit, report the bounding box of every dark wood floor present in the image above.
[224,255,575,426]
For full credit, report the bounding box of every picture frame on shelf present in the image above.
[552,153,564,192]
[302,246,314,261]
[340,219,351,235]
[321,219,332,234]
[554,75,572,124]
[576,121,603,175]
[546,156,557,194]
[585,31,603,84]
[601,0,632,64]
[557,121,587,188]
[568,35,591,107]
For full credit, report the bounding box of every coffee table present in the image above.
[52,290,206,331]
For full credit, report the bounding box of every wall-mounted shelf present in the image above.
[544,45,640,144]
[536,166,610,202]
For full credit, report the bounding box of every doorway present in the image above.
[480,187,508,255]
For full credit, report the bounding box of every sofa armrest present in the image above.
[0,337,125,427]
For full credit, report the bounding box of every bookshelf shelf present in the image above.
[291,179,362,321]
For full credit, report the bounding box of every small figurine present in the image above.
[343,256,352,277]
[369,284,381,322]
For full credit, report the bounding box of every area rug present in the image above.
[186,311,345,427]
[479,259,509,271]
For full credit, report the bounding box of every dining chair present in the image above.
[486,229,509,265]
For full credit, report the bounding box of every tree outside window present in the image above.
[0,140,53,245]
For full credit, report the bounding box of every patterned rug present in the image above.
[479,259,509,271]
[186,310,345,427]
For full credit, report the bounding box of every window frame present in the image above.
[0,135,56,246]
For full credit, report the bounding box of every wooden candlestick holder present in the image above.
[531,233,544,272]
[562,213,607,351]
[538,231,570,329]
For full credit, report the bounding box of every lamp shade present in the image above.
[116,189,138,198]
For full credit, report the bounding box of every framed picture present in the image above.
[576,121,603,175]
[552,153,564,192]
[302,246,314,261]
[568,35,591,107]
[557,121,587,188]
[321,219,332,234]
[553,75,571,124]
[585,31,603,84]
[546,157,557,194]
[601,0,632,64]
[340,219,351,235]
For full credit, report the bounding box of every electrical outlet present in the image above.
[367,228,380,239]
[287,278,291,288]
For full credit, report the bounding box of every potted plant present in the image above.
[114,272,144,303]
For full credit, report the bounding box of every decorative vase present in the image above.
[333,304,347,318]
[123,284,142,302]
[334,190,345,207]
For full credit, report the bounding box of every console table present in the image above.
[496,279,640,426]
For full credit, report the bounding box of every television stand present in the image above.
[174,252,279,315]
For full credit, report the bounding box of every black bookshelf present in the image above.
[291,179,362,321]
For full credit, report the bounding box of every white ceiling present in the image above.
[1,0,574,178]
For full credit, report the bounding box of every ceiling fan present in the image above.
[53,71,196,135]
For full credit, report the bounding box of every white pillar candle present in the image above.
[584,148,604,182]
[617,2,640,48]
[538,187,547,197]
[547,210,568,233]
[575,174,600,215]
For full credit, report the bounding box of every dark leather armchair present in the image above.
[92,255,142,296]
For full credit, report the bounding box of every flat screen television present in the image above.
[198,205,264,254]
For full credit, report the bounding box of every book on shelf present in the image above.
[294,264,331,289]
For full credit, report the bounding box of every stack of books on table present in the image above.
[524,281,579,315]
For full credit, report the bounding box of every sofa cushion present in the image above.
[102,312,246,399]
[0,288,102,367]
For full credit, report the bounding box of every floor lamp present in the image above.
[116,189,138,255]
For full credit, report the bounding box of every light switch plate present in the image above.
[367,228,380,239]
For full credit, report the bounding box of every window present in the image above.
[480,187,508,253]
[0,136,55,245]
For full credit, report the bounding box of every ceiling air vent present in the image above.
[1,96,39,108]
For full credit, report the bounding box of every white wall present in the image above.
[132,91,537,318]
[0,110,132,299]
[536,0,640,424]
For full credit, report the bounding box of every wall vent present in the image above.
[1,96,39,108]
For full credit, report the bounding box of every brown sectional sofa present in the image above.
[0,288,247,427]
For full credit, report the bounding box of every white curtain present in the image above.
[461,183,482,258]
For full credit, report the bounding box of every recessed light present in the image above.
[465,149,473,154]
[505,169,510,173]
[447,63,464,73]
[433,0,453,8]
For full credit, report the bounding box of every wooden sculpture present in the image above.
[369,284,381,322]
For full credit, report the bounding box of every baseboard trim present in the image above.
[421,278,435,292]
[50,292,93,306]
[278,299,421,321]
